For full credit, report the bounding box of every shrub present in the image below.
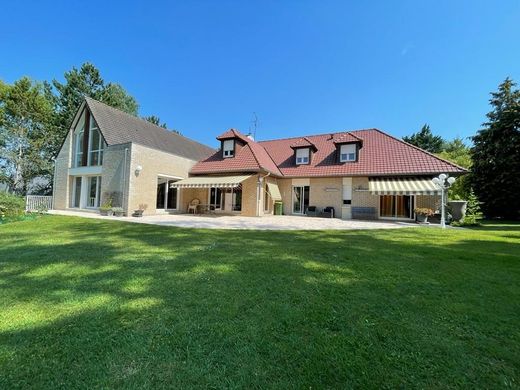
[0,193,26,220]
[451,190,483,227]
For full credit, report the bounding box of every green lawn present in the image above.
[0,216,519,388]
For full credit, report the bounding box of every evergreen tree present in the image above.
[403,124,444,153]
[143,115,167,128]
[51,62,139,154]
[471,78,520,219]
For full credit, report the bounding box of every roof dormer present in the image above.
[216,128,249,159]
[332,132,363,163]
[290,137,317,165]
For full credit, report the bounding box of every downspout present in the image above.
[257,172,271,216]
[122,147,128,215]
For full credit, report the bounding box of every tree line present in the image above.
[0,62,171,195]
[402,78,520,220]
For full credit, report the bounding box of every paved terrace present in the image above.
[49,210,418,230]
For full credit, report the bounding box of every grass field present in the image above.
[0,215,519,388]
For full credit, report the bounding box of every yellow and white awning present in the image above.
[170,175,252,188]
[369,178,440,195]
[266,182,282,201]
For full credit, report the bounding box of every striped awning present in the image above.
[369,177,440,195]
[170,175,252,188]
[266,182,282,201]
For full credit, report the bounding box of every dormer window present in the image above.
[340,144,357,162]
[223,139,234,158]
[296,148,310,165]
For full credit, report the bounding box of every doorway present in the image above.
[379,195,414,219]
[156,177,178,210]
[292,185,310,214]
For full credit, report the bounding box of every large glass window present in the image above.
[167,180,178,209]
[210,187,222,210]
[379,195,414,219]
[72,177,82,208]
[73,126,85,167]
[88,120,105,166]
[293,185,310,214]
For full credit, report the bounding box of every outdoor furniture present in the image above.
[305,206,319,217]
[351,207,377,220]
[187,198,200,214]
[320,206,335,218]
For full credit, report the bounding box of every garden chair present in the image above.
[187,198,200,214]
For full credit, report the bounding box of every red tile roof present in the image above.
[332,132,362,144]
[190,128,467,177]
[290,137,317,151]
[191,129,282,176]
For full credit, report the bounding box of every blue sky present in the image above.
[1,1,519,148]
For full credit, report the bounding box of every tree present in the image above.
[0,77,55,195]
[437,137,472,200]
[143,115,167,128]
[403,124,444,153]
[471,78,520,219]
[51,62,139,154]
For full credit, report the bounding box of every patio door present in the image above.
[209,187,222,210]
[292,185,309,214]
[156,177,178,210]
[379,195,414,219]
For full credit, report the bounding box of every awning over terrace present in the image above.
[170,175,253,188]
[369,177,440,195]
[266,182,282,201]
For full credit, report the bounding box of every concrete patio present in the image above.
[49,210,417,230]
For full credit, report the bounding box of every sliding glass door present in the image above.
[379,195,414,219]
[292,186,310,214]
[156,178,178,210]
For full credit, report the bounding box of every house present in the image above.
[173,128,467,219]
[53,98,467,220]
[52,97,214,216]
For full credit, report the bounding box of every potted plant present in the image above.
[414,207,434,223]
[112,207,124,217]
[132,203,147,217]
[99,198,113,216]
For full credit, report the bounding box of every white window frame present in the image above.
[87,121,105,166]
[340,144,357,162]
[295,148,310,165]
[73,125,85,168]
[223,140,234,158]
[86,176,102,208]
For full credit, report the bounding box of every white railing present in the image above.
[26,195,53,212]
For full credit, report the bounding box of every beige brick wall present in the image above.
[416,195,441,212]
[309,177,343,218]
[241,174,260,217]
[53,132,73,209]
[352,177,379,210]
[127,143,198,216]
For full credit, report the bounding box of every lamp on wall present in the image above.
[135,165,143,176]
